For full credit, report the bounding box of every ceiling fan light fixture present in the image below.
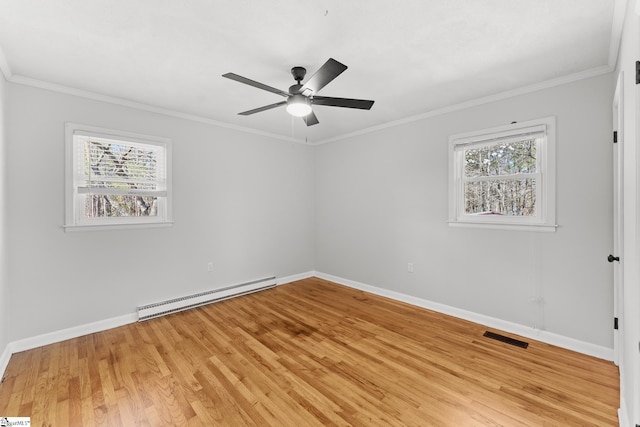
[286,94,312,117]
[223,58,374,127]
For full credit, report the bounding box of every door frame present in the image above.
[612,72,624,366]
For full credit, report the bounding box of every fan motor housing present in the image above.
[289,83,303,94]
[291,66,307,82]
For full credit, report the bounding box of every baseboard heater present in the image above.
[137,276,277,321]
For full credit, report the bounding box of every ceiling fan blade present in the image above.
[300,58,348,94]
[303,111,319,126]
[238,101,287,115]
[222,73,290,97]
[311,96,375,110]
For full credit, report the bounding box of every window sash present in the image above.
[463,172,539,183]
[458,174,542,221]
[456,178,543,217]
[77,187,168,197]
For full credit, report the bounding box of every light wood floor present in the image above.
[0,277,619,426]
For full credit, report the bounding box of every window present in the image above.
[448,117,556,231]
[65,123,172,231]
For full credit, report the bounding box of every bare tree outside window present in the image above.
[84,141,159,218]
[463,139,537,216]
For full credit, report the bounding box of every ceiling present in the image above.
[0,1,624,143]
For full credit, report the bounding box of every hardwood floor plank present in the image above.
[67,376,82,426]
[79,395,94,426]
[0,278,619,425]
[3,391,21,416]
[56,397,70,426]
[194,361,261,426]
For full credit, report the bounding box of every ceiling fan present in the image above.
[222,58,374,126]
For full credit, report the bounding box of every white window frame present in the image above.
[64,123,173,231]
[448,117,557,232]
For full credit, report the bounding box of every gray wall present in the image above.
[315,73,614,348]
[6,83,315,341]
[0,74,8,357]
[2,70,617,354]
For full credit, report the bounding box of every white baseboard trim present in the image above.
[315,272,614,361]
[0,342,11,380]
[277,271,315,286]
[10,313,137,355]
[0,312,137,380]
[618,399,629,427]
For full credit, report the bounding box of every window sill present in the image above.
[63,221,174,232]
[448,221,558,232]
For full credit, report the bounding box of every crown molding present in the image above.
[7,74,306,145]
[313,64,614,145]
[0,0,624,147]
[8,64,614,147]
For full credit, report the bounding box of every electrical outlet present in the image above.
[207,262,214,272]
[408,263,414,273]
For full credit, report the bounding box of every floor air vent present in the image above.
[483,331,529,349]
[137,276,277,321]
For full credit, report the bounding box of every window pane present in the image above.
[464,178,536,216]
[84,194,158,218]
[464,139,537,178]
[85,140,159,183]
